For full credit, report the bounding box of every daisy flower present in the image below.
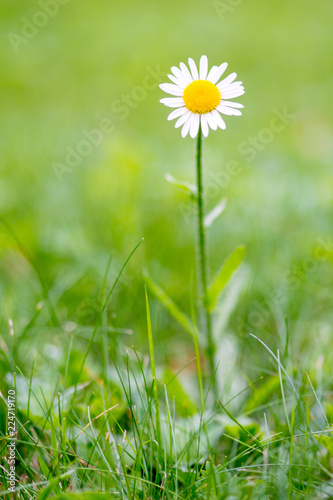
[159,55,245,138]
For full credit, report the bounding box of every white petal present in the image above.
[223,82,243,92]
[207,62,228,84]
[213,109,226,129]
[171,66,189,87]
[222,88,245,99]
[217,72,237,89]
[167,107,187,121]
[199,55,208,80]
[190,114,200,138]
[224,86,244,93]
[188,58,199,80]
[179,62,193,83]
[167,73,186,88]
[160,97,185,108]
[220,101,243,109]
[175,110,192,128]
[205,111,218,131]
[201,115,209,137]
[217,104,242,116]
[206,65,218,82]
[181,115,193,138]
[159,83,183,96]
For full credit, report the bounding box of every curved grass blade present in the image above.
[74,238,143,388]
[144,273,195,339]
[165,173,197,197]
[0,216,60,326]
[207,246,245,312]
[204,197,227,228]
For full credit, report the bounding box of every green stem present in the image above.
[195,126,218,401]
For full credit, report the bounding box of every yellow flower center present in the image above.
[183,80,221,114]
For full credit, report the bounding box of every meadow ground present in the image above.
[1,1,333,498]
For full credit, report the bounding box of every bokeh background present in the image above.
[1,0,333,383]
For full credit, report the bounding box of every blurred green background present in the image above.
[1,0,333,377]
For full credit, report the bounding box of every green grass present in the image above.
[1,0,333,498]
